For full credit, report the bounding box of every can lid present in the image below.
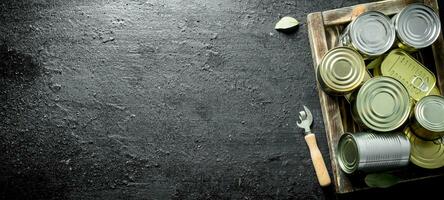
[356,76,411,132]
[405,127,444,169]
[415,95,444,132]
[350,11,395,56]
[395,4,441,49]
[319,47,365,94]
[380,49,436,101]
[337,133,359,174]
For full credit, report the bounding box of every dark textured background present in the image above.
[1,0,443,199]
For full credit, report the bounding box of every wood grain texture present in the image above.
[322,0,422,26]
[426,0,444,93]
[307,12,349,193]
[307,0,444,194]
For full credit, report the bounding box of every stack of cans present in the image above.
[316,3,444,174]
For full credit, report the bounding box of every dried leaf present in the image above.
[365,173,400,188]
[367,55,385,69]
[275,16,299,31]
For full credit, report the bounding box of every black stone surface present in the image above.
[0,0,443,199]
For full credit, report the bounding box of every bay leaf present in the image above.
[275,16,299,31]
[367,55,384,70]
[365,173,400,188]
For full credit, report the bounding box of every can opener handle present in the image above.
[305,133,332,187]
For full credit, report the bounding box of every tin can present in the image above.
[339,11,395,58]
[392,4,441,51]
[378,49,436,101]
[317,47,366,95]
[411,95,444,140]
[350,76,411,132]
[337,132,410,174]
[404,127,444,169]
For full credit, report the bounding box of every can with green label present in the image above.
[317,47,366,95]
[377,49,436,101]
[411,95,444,140]
[404,127,444,169]
[392,4,441,51]
[337,132,410,174]
[339,11,395,58]
[350,76,411,132]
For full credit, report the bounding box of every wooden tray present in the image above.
[307,0,444,194]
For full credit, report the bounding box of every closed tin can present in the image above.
[378,49,436,101]
[350,76,411,132]
[337,132,410,174]
[392,4,441,51]
[339,11,395,58]
[411,95,444,140]
[317,47,366,95]
[404,127,444,169]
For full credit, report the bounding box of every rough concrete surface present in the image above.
[1,0,443,199]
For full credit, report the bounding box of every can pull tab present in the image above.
[411,75,429,92]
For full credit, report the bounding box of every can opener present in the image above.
[297,105,331,187]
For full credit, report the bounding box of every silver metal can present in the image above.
[349,76,412,132]
[317,47,366,95]
[339,11,396,58]
[392,3,441,50]
[411,95,444,140]
[337,132,410,174]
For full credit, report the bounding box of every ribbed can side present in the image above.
[354,132,410,172]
